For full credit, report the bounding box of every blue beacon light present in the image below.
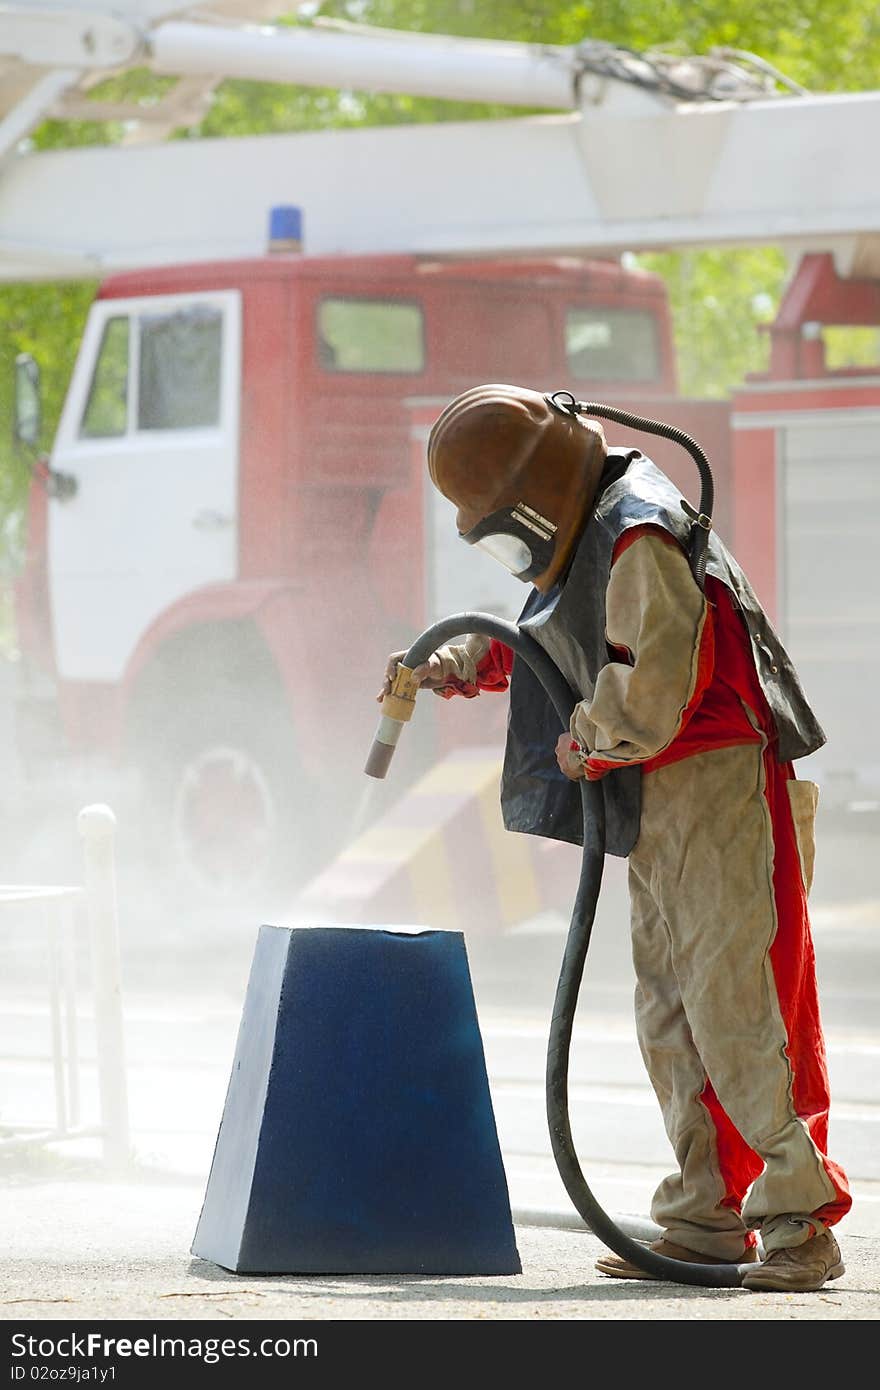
[268,205,303,253]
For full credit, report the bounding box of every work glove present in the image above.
[555,732,587,781]
[377,636,490,703]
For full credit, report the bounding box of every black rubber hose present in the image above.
[401,612,748,1288]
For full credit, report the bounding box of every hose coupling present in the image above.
[381,664,420,722]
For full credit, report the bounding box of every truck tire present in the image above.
[165,703,311,911]
[129,635,320,929]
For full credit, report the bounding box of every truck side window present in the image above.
[80,316,129,438]
[565,307,659,382]
[821,325,880,370]
[317,298,424,373]
[138,305,223,431]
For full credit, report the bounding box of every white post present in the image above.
[77,804,130,1166]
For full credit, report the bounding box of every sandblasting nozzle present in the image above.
[364,664,420,779]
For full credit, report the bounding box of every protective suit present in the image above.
[423,385,850,1286]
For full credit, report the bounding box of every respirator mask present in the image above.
[460,501,557,582]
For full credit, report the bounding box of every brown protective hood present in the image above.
[427,383,607,592]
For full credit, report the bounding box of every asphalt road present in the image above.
[2,811,879,1320]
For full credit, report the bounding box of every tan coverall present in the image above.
[438,526,851,1258]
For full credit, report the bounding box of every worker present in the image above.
[378,383,850,1293]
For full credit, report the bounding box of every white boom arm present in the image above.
[149,19,578,109]
[0,3,878,279]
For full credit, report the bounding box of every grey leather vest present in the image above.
[499,450,826,856]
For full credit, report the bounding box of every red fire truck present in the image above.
[11,241,879,911]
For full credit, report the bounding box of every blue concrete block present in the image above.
[192,925,521,1275]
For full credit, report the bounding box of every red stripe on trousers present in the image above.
[698,748,851,1229]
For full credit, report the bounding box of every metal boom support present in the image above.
[0,4,878,278]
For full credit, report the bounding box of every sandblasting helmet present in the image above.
[427,384,607,592]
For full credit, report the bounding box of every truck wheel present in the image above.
[172,737,294,898]
[143,698,318,924]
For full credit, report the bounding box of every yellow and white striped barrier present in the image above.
[293,747,581,935]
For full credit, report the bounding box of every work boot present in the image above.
[596,1237,758,1280]
[741,1228,844,1292]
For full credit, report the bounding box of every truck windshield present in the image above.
[317,298,424,373]
[565,307,660,382]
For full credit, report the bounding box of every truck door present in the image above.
[48,290,241,682]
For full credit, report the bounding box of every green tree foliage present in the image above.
[1,0,879,591]
[0,282,96,565]
[320,1,880,92]
[638,247,788,397]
